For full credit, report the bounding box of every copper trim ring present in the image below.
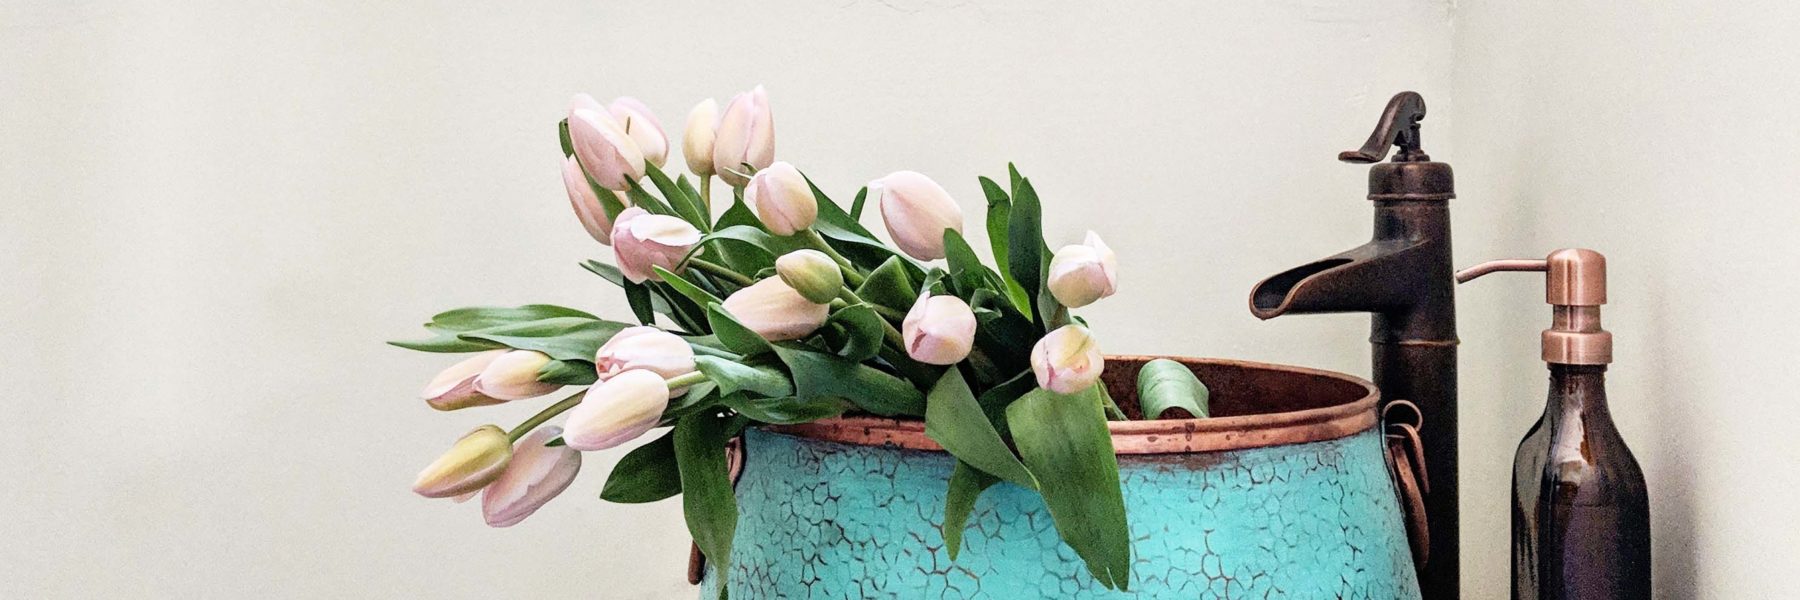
[767,357,1379,455]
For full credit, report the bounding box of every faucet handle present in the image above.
[1339,91,1429,164]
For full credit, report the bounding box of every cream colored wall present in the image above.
[5,0,1786,598]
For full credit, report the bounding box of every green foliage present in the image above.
[773,346,925,417]
[942,460,999,561]
[822,303,884,362]
[1006,385,1133,590]
[674,413,738,588]
[457,317,629,363]
[600,430,681,503]
[694,355,792,398]
[1137,358,1210,419]
[925,369,1036,489]
[644,163,711,231]
[854,256,918,312]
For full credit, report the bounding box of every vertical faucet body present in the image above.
[1249,92,1460,599]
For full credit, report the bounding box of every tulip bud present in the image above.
[902,293,977,365]
[471,350,563,401]
[412,425,513,498]
[563,369,672,451]
[1030,324,1105,394]
[568,107,646,191]
[611,207,703,283]
[562,156,632,245]
[721,277,829,341]
[421,350,508,411]
[481,426,582,527]
[606,97,669,169]
[744,162,818,236]
[1046,231,1118,308]
[683,98,719,177]
[712,86,775,187]
[596,326,697,382]
[775,250,843,304]
[872,171,963,260]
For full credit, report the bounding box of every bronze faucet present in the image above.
[1248,91,1460,599]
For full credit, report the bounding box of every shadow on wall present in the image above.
[1643,265,1695,598]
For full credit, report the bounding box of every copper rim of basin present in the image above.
[765,356,1380,455]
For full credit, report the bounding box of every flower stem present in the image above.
[508,389,588,443]
[666,371,709,389]
[687,258,754,287]
[803,229,866,287]
[698,176,712,216]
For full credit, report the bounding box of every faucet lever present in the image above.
[1339,91,1429,164]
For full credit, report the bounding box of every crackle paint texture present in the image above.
[700,428,1420,598]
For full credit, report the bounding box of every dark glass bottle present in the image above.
[1512,365,1651,599]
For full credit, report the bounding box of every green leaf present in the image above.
[537,359,599,385]
[457,317,631,362]
[806,176,924,274]
[824,304,884,362]
[624,178,678,216]
[975,369,1036,429]
[1006,385,1132,590]
[674,413,737,586]
[943,229,999,298]
[979,176,1032,314]
[943,460,999,561]
[849,187,869,220]
[710,201,774,273]
[645,163,710,231]
[924,370,1036,489]
[600,430,681,503]
[1136,359,1210,419]
[559,119,575,157]
[694,355,793,397]
[387,335,503,353]
[855,256,919,313]
[705,304,772,355]
[1006,175,1047,327]
[421,304,599,334]
[773,346,926,416]
[664,381,722,422]
[624,280,656,325]
[655,266,724,307]
[391,305,604,353]
[722,394,847,424]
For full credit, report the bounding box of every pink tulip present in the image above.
[568,106,646,191]
[872,171,963,260]
[562,156,631,245]
[683,98,719,177]
[1046,231,1118,308]
[611,207,702,283]
[595,326,697,382]
[608,97,669,169]
[481,426,582,527]
[744,162,817,236]
[412,425,512,498]
[902,293,977,365]
[1030,325,1104,394]
[712,86,775,187]
[473,350,563,400]
[421,350,508,411]
[563,370,672,451]
[721,277,829,341]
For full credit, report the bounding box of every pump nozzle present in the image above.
[1458,249,1612,365]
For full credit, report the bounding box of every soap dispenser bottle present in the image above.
[1457,249,1651,600]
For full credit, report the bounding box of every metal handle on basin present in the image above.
[1384,400,1431,570]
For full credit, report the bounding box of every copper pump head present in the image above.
[1456,248,1612,365]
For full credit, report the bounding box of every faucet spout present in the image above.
[1249,239,1432,320]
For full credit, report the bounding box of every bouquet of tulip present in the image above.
[394,87,1209,592]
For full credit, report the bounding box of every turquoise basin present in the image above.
[700,357,1422,599]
